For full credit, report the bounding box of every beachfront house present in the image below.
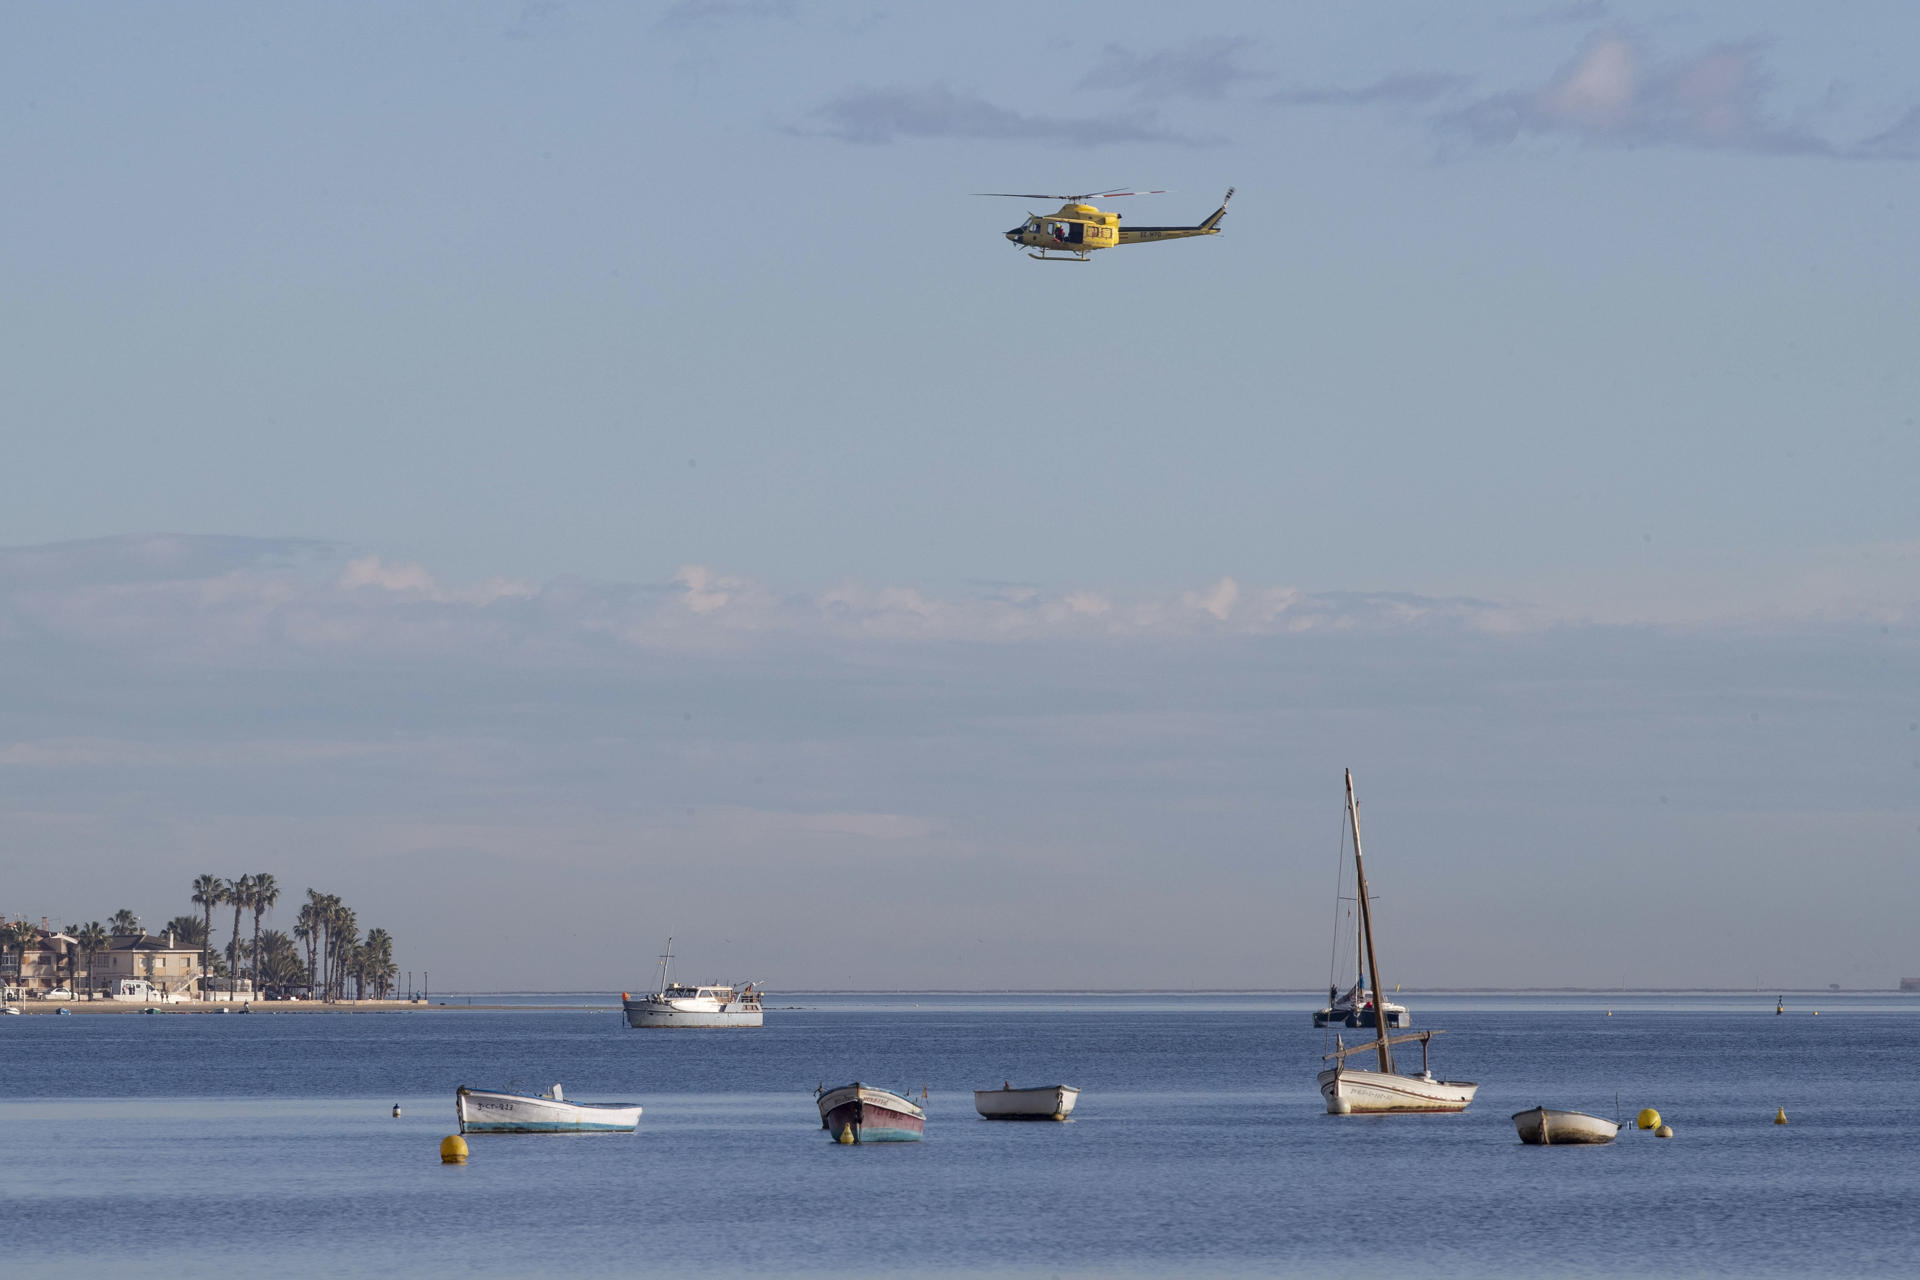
[1,920,78,998]
[89,931,225,1002]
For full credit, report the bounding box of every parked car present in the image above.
[38,987,75,1001]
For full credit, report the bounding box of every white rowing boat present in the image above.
[1512,1106,1620,1145]
[455,1084,641,1133]
[973,1083,1080,1120]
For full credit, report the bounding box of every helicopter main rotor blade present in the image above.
[973,188,1170,201]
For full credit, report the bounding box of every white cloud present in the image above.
[1446,32,1836,156]
[340,555,437,594]
[1188,576,1239,622]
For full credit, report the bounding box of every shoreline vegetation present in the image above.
[4,875,401,1005]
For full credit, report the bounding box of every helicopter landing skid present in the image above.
[1028,250,1089,262]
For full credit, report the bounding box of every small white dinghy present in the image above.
[455,1084,642,1134]
[1512,1106,1620,1145]
[973,1083,1081,1121]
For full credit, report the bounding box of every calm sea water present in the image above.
[3,993,1916,1278]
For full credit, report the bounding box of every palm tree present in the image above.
[109,908,140,936]
[191,874,224,1002]
[75,922,108,999]
[254,929,307,996]
[162,915,206,946]
[4,920,40,994]
[330,904,357,1001]
[60,924,84,992]
[315,892,346,1001]
[294,897,320,996]
[249,873,279,986]
[228,875,254,997]
[362,928,397,1000]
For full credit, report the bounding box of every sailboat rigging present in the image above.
[1315,819,1408,1029]
[1316,770,1478,1115]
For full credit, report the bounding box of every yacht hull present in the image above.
[1313,1006,1407,1029]
[622,996,763,1028]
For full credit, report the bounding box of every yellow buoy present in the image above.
[440,1134,469,1164]
[837,1124,856,1145]
[1636,1108,1661,1130]
[1655,1124,1673,1138]
[1774,1107,1788,1125]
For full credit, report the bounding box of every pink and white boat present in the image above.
[817,1083,925,1143]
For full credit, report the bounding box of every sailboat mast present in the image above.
[1346,770,1393,1075]
[657,937,674,997]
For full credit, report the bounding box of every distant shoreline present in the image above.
[6,1000,606,1015]
[12,986,1911,1014]
[438,987,1916,997]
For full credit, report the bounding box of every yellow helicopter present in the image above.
[978,186,1234,261]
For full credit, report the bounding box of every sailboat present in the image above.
[1316,770,1478,1115]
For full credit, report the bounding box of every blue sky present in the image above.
[2,2,1916,989]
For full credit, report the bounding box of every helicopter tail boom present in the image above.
[1115,188,1234,245]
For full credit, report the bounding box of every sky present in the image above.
[2,1,1916,991]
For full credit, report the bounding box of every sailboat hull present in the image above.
[1318,1066,1478,1114]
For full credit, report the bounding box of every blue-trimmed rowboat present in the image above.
[817,1083,924,1143]
[455,1084,641,1133]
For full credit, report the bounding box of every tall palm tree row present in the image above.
[174,877,402,1002]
